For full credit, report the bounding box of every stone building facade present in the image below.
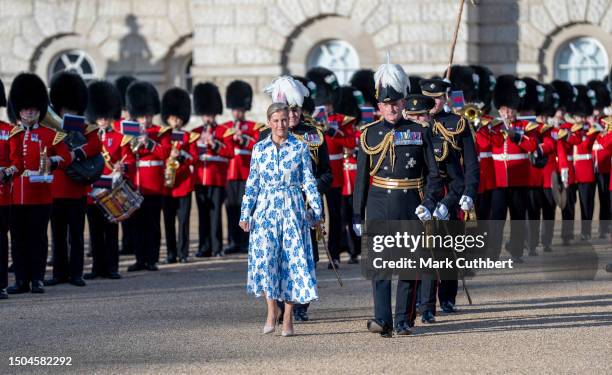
[0,0,611,120]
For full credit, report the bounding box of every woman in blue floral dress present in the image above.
[239,103,323,337]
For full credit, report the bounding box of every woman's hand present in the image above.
[239,220,250,232]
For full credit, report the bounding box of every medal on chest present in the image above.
[394,130,422,146]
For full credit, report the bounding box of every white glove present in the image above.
[415,205,432,222]
[433,203,449,221]
[459,195,474,211]
[353,224,362,237]
[560,168,569,188]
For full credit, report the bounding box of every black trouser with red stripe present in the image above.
[490,187,529,259]
[596,173,610,236]
[163,194,192,261]
[540,189,556,250]
[561,185,577,242]
[226,180,247,251]
[325,187,342,262]
[10,205,52,284]
[577,183,595,238]
[87,205,119,276]
[0,206,9,290]
[132,195,162,266]
[51,197,86,281]
[195,186,224,257]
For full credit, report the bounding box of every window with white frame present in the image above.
[307,40,360,85]
[49,50,97,82]
[554,37,609,84]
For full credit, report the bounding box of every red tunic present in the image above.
[0,121,14,206]
[475,123,495,193]
[163,131,199,198]
[222,120,258,182]
[192,124,235,187]
[539,124,558,189]
[325,114,358,189]
[489,120,538,188]
[129,124,172,196]
[571,126,596,184]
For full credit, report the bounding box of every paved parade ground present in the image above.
[2,246,611,374]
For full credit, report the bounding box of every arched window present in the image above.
[49,50,97,82]
[554,37,609,84]
[307,40,360,85]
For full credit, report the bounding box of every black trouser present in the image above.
[476,190,492,221]
[195,185,225,256]
[226,180,247,251]
[86,205,119,276]
[417,272,437,314]
[561,185,577,241]
[325,187,342,261]
[490,187,529,259]
[0,206,9,290]
[527,188,543,251]
[577,183,595,237]
[373,279,417,329]
[132,195,162,266]
[540,189,556,249]
[10,204,52,284]
[340,195,360,257]
[121,220,135,255]
[163,194,192,261]
[596,173,610,236]
[51,197,87,280]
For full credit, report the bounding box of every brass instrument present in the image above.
[457,104,483,127]
[164,141,180,188]
[463,208,478,228]
[41,106,63,130]
[39,146,50,176]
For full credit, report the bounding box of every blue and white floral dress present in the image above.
[240,134,323,303]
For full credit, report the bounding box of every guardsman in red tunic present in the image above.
[83,81,132,280]
[0,80,11,299]
[45,72,102,288]
[222,80,258,254]
[191,83,234,258]
[488,75,537,263]
[588,80,611,239]
[536,84,561,253]
[569,85,597,241]
[7,73,72,295]
[160,88,198,264]
[125,81,172,272]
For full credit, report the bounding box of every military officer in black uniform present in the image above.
[421,76,479,313]
[261,76,333,322]
[353,62,442,337]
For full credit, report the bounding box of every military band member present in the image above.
[350,69,377,109]
[46,72,102,288]
[84,81,131,280]
[7,73,72,294]
[161,88,198,263]
[0,80,11,299]
[125,81,171,272]
[114,75,137,122]
[192,83,234,258]
[421,74,477,313]
[354,61,442,337]
[262,75,333,322]
[223,80,258,254]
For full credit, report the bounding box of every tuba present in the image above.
[164,141,180,188]
[40,106,63,130]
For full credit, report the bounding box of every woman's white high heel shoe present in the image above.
[281,328,294,337]
[263,324,276,334]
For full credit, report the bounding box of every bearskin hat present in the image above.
[49,71,88,116]
[193,82,223,116]
[350,69,376,106]
[292,76,315,115]
[551,80,575,111]
[493,75,524,110]
[225,80,252,110]
[85,80,122,123]
[306,67,339,106]
[333,86,362,123]
[570,84,593,117]
[162,87,191,125]
[0,79,6,108]
[115,75,136,110]
[408,76,424,95]
[586,80,611,110]
[536,84,558,117]
[8,73,48,122]
[447,65,477,103]
[126,81,160,117]
[518,77,544,113]
[470,65,495,111]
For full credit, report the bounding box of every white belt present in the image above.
[492,153,529,161]
[137,160,164,167]
[329,153,343,161]
[199,154,228,163]
[344,164,357,171]
[234,148,251,156]
[572,154,592,161]
[479,152,492,159]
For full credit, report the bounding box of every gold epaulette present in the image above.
[358,118,382,131]
[586,126,600,136]
[84,124,98,135]
[121,135,134,147]
[557,129,568,139]
[223,127,237,138]
[258,124,271,133]
[600,116,612,130]
[540,123,553,133]
[9,126,24,138]
[253,122,267,131]
[570,123,583,133]
[342,115,356,126]
[53,131,67,145]
[189,132,200,143]
[158,126,172,135]
[416,119,430,128]
[525,122,539,132]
